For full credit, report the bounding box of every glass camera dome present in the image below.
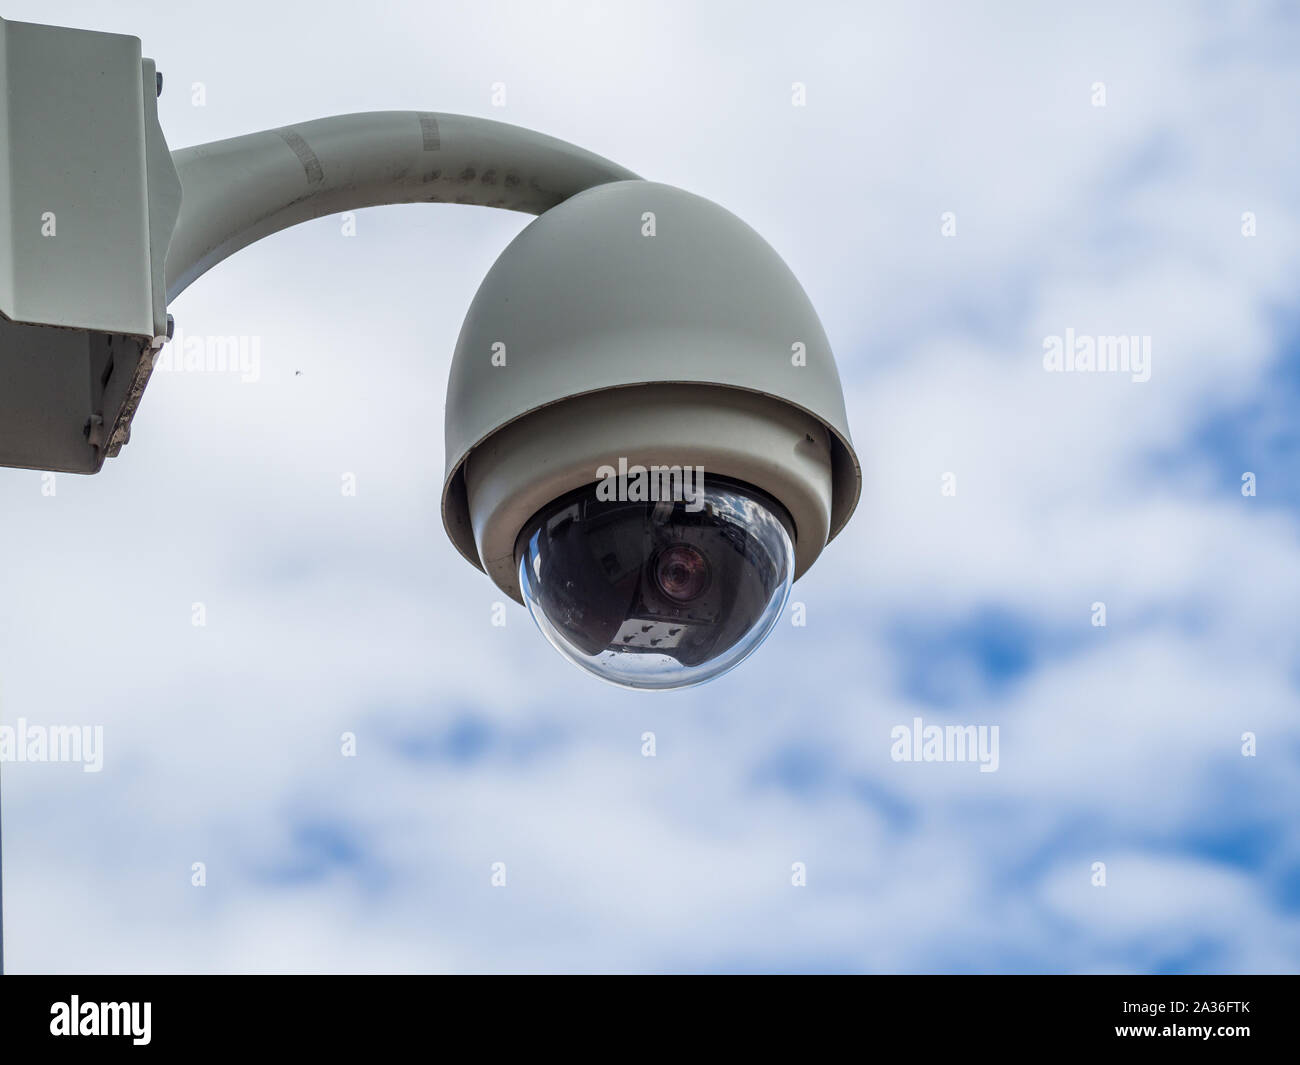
[517,477,795,690]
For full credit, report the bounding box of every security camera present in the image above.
[0,17,860,690]
[443,181,860,688]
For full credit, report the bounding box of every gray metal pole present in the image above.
[1,751,5,976]
[166,111,640,300]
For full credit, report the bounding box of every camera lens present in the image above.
[516,476,795,690]
[654,544,710,602]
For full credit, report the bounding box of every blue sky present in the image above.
[0,0,1297,973]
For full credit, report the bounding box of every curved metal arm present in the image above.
[165,111,641,300]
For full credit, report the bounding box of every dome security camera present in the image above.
[0,16,860,691]
[443,181,860,689]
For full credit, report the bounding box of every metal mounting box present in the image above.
[0,15,180,473]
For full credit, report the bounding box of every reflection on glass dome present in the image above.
[517,478,795,690]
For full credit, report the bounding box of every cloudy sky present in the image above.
[1,0,1297,973]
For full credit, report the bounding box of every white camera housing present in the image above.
[442,180,861,603]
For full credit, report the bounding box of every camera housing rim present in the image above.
[465,383,830,603]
